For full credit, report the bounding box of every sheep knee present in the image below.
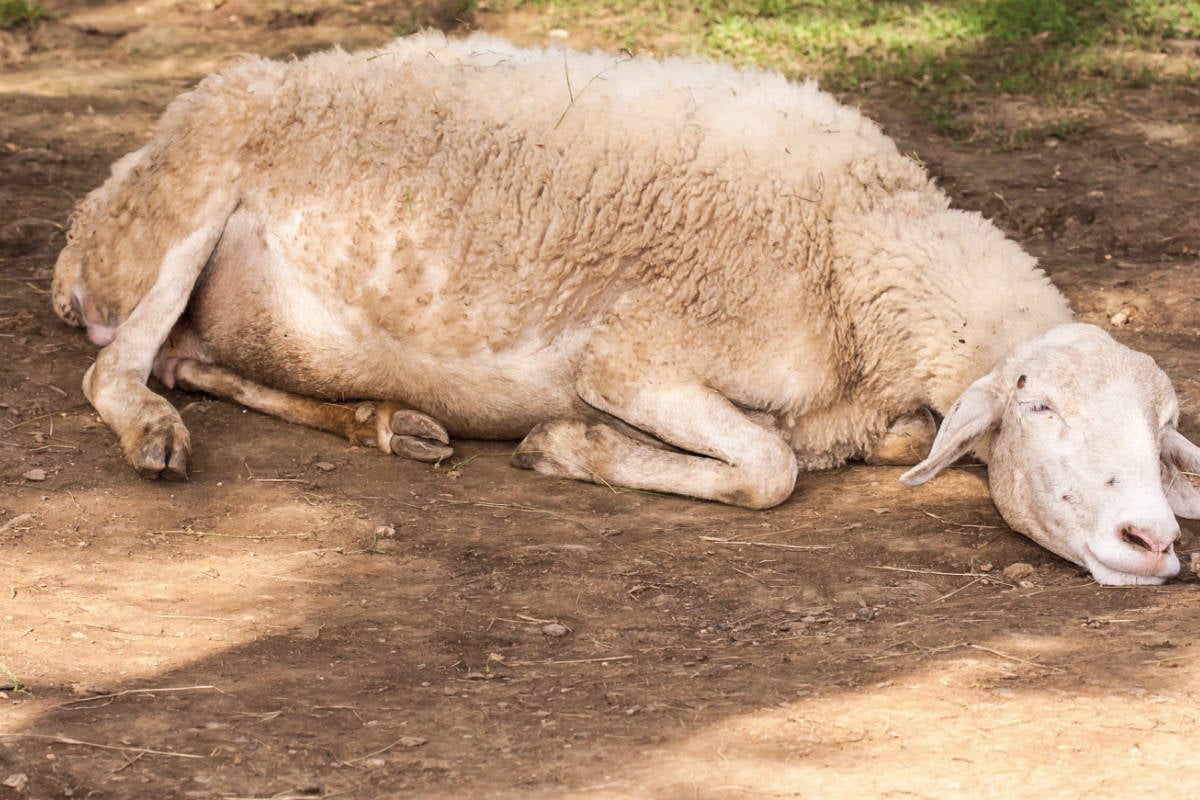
[716,440,798,509]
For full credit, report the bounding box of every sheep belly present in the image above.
[183,211,588,439]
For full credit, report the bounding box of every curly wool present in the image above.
[53,31,1072,465]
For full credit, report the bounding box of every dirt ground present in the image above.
[3,2,1200,798]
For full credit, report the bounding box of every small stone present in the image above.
[314,461,335,472]
[1109,304,1138,327]
[1002,562,1036,581]
[541,623,570,637]
[397,735,427,748]
[363,757,386,768]
[22,469,46,482]
[2,773,28,791]
[374,524,397,539]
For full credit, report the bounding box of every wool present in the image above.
[54,30,1071,466]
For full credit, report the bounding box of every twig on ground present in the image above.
[1020,581,1097,596]
[341,735,428,765]
[154,529,311,540]
[438,498,596,532]
[507,655,634,666]
[0,513,35,536]
[869,565,985,577]
[931,577,983,603]
[0,733,204,758]
[743,522,862,540]
[922,510,1000,529]
[54,684,218,709]
[111,751,147,773]
[967,643,1064,673]
[699,536,833,552]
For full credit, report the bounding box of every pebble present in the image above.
[22,468,46,482]
[2,774,28,791]
[1109,304,1138,327]
[541,623,571,637]
[314,461,335,472]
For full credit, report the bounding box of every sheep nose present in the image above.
[1118,523,1178,555]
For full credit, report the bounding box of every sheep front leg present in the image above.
[513,381,798,509]
[84,222,231,479]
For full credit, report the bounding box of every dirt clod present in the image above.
[1003,562,1036,581]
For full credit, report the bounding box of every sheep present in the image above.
[51,31,1200,585]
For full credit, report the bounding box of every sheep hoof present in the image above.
[127,418,191,480]
[371,405,452,462]
[388,408,450,444]
[391,434,453,462]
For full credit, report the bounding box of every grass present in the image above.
[0,662,26,694]
[0,0,48,29]
[500,0,1200,144]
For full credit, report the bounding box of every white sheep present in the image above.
[51,31,1200,585]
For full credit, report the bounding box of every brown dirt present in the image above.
[3,3,1200,798]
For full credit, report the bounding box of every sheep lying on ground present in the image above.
[52,32,1200,585]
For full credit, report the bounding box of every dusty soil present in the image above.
[3,3,1200,798]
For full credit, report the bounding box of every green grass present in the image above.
[0,0,49,29]
[0,662,26,694]
[503,0,1200,143]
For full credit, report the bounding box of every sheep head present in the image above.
[901,323,1200,585]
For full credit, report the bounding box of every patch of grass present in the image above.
[995,116,1092,151]
[0,0,49,29]
[0,662,27,694]
[502,0,1200,142]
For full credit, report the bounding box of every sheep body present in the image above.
[54,31,1070,468]
[58,33,1200,585]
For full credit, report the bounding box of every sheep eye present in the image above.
[1028,402,1054,415]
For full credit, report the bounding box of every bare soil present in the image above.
[3,3,1200,798]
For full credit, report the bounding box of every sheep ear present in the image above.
[1160,427,1200,519]
[899,373,1003,487]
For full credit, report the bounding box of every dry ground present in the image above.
[3,2,1200,798]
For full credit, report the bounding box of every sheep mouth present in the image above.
[1081,543,1179,586]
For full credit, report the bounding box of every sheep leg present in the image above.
[513,382,798,509]
[172,359,452,462]
[83,217,234,480]
[864,408,938,466]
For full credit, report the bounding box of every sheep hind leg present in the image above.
[512,382,798,510]
[172,359,453,462]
